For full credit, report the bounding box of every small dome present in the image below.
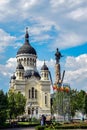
[41,61,49,70]
[17,27,37,55]
[11,74,16,80]
[24,70,41,79]
[16,62,24,70]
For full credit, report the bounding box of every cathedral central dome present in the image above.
[17,28,37,55]
[17,43,36,55]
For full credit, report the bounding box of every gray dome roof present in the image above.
[16,62,24,70]
[41,61,49,70]
[17,28,37,55]
[17,43,36,55]
[24,70,41,79]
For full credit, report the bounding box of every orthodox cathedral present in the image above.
[9,28,51,118]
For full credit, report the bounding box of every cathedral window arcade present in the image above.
[29,87,37,99]
[28,107,38,115]
[17,57,36,67]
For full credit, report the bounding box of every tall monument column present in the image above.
[55,48,62,84]
[55,63,61,84]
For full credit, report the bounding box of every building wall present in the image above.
[10,75,51,118]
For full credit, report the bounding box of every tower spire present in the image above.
[25,27,29,43]
[44,59,45,65]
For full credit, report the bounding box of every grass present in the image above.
[18,122,30,125]
[0,121,40,129]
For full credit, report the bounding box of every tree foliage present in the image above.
[76,90,86,115]
[0,90,8,125]
[52,91,70,119]
[84,94,87,115]
[8,91,26,119]
[52,89,87,119]
[70,89,78,117]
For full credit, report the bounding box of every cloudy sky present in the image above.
[0,0,87,92]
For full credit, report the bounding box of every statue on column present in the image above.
[55,48,62,64]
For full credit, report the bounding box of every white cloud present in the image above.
[64,54,87,91]
[30,24,52,36]
[28,0,87,50]
[0,28,23,52]
[50,0,65,9]
[50,0,84,9]
[0,29,16,52]
[29,21,55,44]
[37,58,55,69]
[0,0,87,50]
[20,0,37,10]
[68,7,87,21]
[50,31,86,50]
[65,54,87,70]
[0,58,16,77]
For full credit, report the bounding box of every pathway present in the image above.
[3,127,35,130]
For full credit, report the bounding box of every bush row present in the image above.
[35,122,87,130]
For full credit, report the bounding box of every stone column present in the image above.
[55,63,61,84]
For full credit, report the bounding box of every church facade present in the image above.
[9,28,51,118]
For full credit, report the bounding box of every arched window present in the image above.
[29,89,30,99]
[45,93,47,106]
[35,90,37,99]
[30,58,32,65]
[44,73,46,77]
[27,58,29,65]
[28,108,31,114]
[34,59,36,66]
[32,87,34,98]
[24,58,26,64]
[29,87,37,99]
[19,72,21,77]
[32,107,34,115]
[36,107,38,114]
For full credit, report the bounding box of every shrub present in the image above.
[35,125,45,130]
[0,110,8,126]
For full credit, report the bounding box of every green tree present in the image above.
[8,91,26,119]
[0,90,8,125]
[52,89,79,120]
[52,89,87,121]
[70,89,78,118]
[77,90,86,119]
[52,90,71,121]
[70,90,86,120]
[84,94,87,117]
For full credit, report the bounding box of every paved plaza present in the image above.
[3,127,35,130]
[3,128,86,130]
